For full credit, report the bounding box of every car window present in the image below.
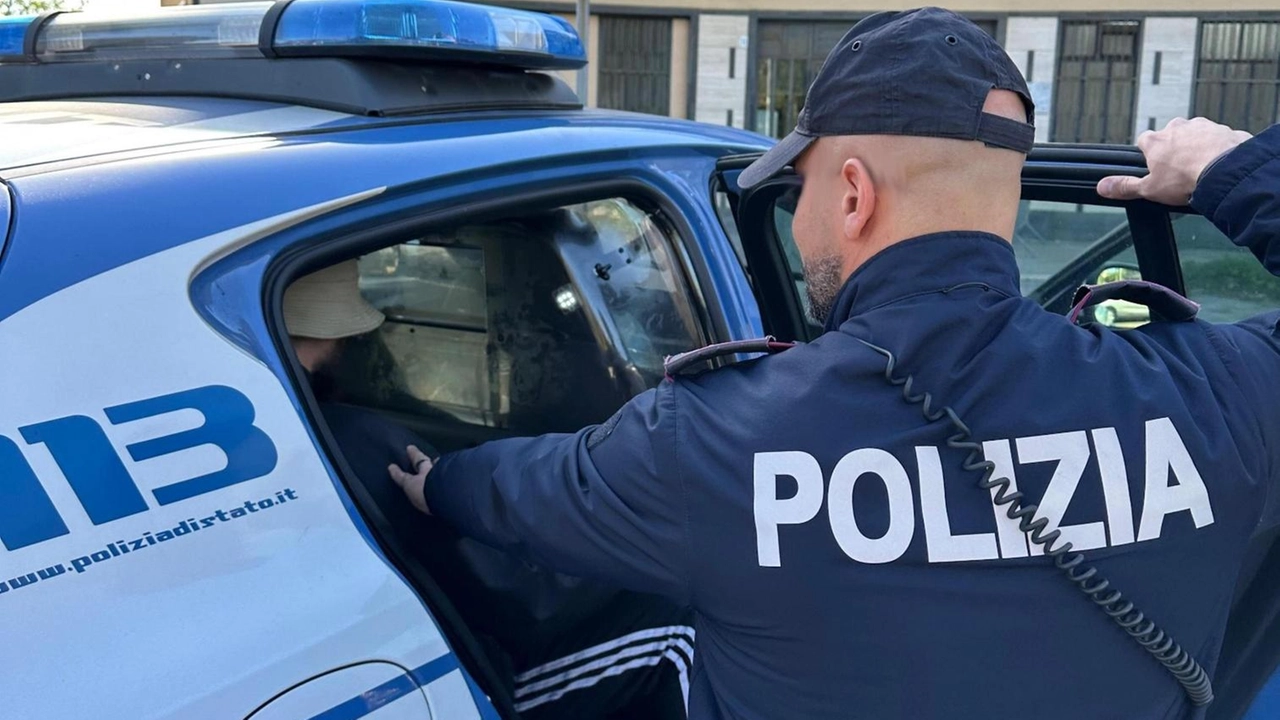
[1016,200,1150,328]
[1015,201,1135,297]
[766,193,823,337]
[340,197,705,436]
[1172,213,1280,323]
[574,199,706,376]
[360,244,487,329]
[712,185,749,272]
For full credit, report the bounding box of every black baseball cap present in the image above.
[738,7,1035,189]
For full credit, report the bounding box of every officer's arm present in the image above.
[421,382,691,603]
[1190,124,1280,273]
[1185,125,1280,530]
[1101,121,1280,529]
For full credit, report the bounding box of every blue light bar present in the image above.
[272,0,585,69]
[0,15,34,60]
[0,0,585,72]
[28,4,271,62]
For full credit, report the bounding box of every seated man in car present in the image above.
[285,259,693,719]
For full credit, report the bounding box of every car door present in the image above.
[711,146,1280,720]
[712,146,1181,342]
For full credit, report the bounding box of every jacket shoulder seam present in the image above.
[668,380,697,606]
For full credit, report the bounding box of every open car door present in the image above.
[713,147,1183,341]
[712,146,1280,720]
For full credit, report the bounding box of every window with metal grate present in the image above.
[1194,21,1280,136]
[1052,19,1142,144]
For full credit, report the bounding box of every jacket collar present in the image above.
[823,231,1021,331]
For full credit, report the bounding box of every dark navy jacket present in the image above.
[319,401,628,675]
[427,127,1280,719]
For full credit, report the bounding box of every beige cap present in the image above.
[283,259,385,340]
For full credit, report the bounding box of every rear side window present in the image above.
[1172,213,1280,323]
[360,245,487,329]
[356,243,493,420]
[338,196,705,435]
[1014,201,1135,298]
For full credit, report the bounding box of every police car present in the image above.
[0,2,1278,718]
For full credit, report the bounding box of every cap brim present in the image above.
[737,131,816,190]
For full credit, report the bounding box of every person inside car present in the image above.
[285,259,694,719]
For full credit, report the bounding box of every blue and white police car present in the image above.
[1,2,1280,718]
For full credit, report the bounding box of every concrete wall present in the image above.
[1003,16,1058,142]
[671,17,691,119]
[1134,18,1198,137]
[694,14,749,128]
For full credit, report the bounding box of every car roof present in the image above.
[0,95,768,322]
[0,95,770,178]
[0,97,366,171]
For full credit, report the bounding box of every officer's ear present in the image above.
[840,156,876,243]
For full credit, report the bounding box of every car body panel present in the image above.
[0,195,476,719]
[0,98,357,171]
[247,662,437,720]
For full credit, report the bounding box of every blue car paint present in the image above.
[1245,671,1280,720]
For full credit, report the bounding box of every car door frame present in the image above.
[238,161,746,718]
[713,145,1184,342]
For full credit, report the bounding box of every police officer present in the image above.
[392,7,1280,719]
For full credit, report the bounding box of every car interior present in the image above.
[328,197,705,450]
[283,194,708,716]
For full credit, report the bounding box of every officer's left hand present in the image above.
[389,444,433,515]
[1098,117,1252,205]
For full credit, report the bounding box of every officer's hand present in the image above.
[389,445,433,515]
[1098,117,1253,205]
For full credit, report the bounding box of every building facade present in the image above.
[502,0,1280,144]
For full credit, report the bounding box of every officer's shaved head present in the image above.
[790,89,1028,323]
[735,9,1036,323]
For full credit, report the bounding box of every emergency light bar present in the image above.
[0,16,33,60]
[0,0,586,70]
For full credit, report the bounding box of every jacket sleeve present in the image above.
[423,381,692,604]
[1191,125,1280,530]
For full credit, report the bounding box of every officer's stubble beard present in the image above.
[802,253,844,325]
